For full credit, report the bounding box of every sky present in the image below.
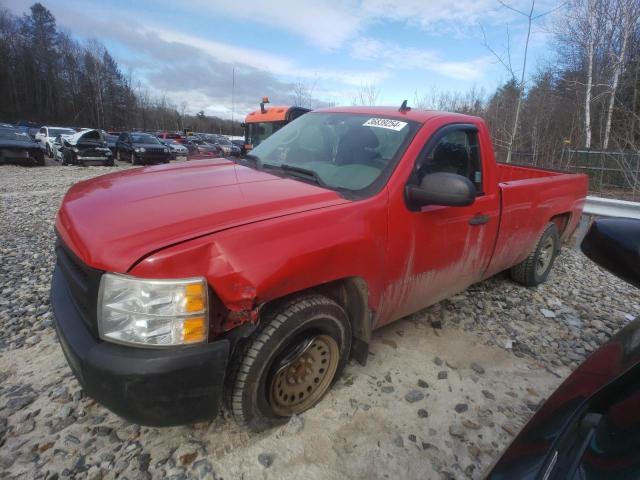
[5,0,560,119]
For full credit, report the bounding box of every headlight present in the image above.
[134,147,146,153]
[72,147,79,153]
[164,147,170,152]
[98,274,209,347]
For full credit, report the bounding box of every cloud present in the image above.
[350,37,493,81]
[3,0,380,115]
[167,0,550,50]
[156,0,366,51]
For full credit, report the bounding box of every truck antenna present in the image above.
[398,100,410,113]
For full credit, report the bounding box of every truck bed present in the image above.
[483,163,589,279]
[497,163,565,182]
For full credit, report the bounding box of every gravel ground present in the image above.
[1,162,639,479]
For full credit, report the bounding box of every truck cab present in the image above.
[243,97,309,152]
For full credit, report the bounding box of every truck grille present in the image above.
[55,238,103,337]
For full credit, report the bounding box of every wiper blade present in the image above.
[279,163,327,187]
[244,153,263,169]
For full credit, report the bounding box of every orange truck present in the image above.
[243,97,309,152]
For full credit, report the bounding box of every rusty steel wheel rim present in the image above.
[536,236,555,276]
[269,334,339,416]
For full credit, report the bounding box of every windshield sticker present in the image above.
[363,118,408,131]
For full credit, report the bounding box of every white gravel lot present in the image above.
[1,162,639,480]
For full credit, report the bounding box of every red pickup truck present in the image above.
[51,106,588,430]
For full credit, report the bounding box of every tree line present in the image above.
[0,3,243,135]
[2,1,639,164]
[412,0,640,167]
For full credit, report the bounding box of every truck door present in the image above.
[377,124,500,325]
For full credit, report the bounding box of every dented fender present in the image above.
[129,196,389,336]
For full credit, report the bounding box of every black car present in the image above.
[487,217,640,480]
[0,127,45,166]
[61,129,114,166]
[231,139,246,157]
[104,133,118,156]
[115,132,171,165]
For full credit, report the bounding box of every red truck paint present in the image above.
[56,107,588,335]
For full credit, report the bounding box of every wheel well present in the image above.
[550,212,571,239]
[259,277,372,365]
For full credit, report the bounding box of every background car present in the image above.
[60,129,114,166]
[159,138,188,159]
[115,132,171,165]
[51,134,65,162]
[157,132,184,144]
[14,121,41,140]
[182,137,222,159]
[35,126,75,158]
[231,139,246,157]
[0,126,45,166]
[102,132,119,157]
[486,217,640,480]
[213,136,236,156]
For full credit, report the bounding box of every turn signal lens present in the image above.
[182,317,207,343]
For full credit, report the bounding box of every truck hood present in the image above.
[56,159,349,272]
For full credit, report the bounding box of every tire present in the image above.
[46,144,51,158]
[227,294,351,431]
[116,150,121,161]
[510,222,560,286]
[130,152,137,165]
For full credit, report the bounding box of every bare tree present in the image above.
[413,86,485,114]
[553,0,613,149]
[352,82,380,106]
[483,0,559,162]
[603,0,640,149]
[291,79,317,109]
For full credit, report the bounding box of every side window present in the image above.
[39,127,45,134]
[418,129,483,193]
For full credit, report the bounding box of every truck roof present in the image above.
[313,106,481,125]
[245,105,309,123]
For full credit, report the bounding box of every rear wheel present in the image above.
[227,294,351,431]
[510,223,560,286]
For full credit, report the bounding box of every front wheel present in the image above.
[510,222,560,286]
[130,152,137,165]
[227,295,351,431]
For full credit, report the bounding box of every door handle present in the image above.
[469,214,490,226]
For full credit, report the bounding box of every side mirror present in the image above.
[581,218,640,288]
[406,172,476,209]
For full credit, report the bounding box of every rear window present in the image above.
[131,133,160,144]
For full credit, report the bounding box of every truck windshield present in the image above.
[246,121,285,147]
[248,113,418,192]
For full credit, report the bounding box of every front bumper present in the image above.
[134,152,171,163]
[50,266,230,426]
[77,155,112,165]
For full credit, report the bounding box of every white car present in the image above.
[35,126,76,158]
